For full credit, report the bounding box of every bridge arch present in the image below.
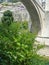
[21,0,43,34]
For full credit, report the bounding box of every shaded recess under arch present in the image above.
[21,0,41,33]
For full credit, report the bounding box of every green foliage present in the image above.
[22,21,28,29]
[31,54,49,65]
[1,10,14,26]
[0,21,49,65]
[2,2,9,6]
[0,21,35,65]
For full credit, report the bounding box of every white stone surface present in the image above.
[45,0,49,11]
[36,37,49,46]
[37,47,49,56]
[0,2,30,22]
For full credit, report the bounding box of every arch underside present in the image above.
[21,0,41,33]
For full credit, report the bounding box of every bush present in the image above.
[0,21,36,65]
[0,21,49,65]
[1,10,14,26]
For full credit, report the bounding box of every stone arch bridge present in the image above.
[21,0,45,34]
[21,0,49,45]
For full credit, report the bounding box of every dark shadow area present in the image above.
[0,53,10,65]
